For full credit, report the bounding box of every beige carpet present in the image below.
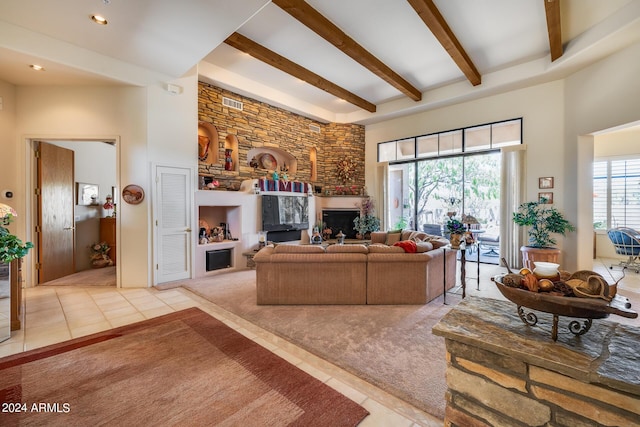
[40,266,116,286]
[178,270,456,420]
[0,308,369,426]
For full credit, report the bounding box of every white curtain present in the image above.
[375,162,389,230]
[500,145,527,270]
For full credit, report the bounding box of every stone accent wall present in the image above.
[198,81,365,192]
[433,297,640,427]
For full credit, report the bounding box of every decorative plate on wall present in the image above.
[259,153,277,170]
[122,184,145,205]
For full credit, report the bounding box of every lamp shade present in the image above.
[461,214,479,225]
[0,203,17,219]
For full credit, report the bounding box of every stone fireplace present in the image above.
[322,209,360,239]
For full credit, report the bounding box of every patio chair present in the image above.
[477,226,500,257]
[422,224,442,236]
[607,227,640,273]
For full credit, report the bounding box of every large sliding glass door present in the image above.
[387,153,501,234]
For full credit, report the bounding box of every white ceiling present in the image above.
[1,0,639,124]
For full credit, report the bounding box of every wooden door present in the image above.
[37,142,75,283]
[154,165,192,284]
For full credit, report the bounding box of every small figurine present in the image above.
[272,170,279,181]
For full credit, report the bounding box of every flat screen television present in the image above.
[261,195,309,232]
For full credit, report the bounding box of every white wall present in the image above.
[0,80,18,234]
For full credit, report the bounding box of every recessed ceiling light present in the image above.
[91,14,108,25]
[29,64,45,71]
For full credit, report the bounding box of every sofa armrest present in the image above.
[253,246,275,262]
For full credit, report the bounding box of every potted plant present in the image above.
[0,207,33,265]
[89,241,113,268]
[446,218,465,249]
[353,199,380,239]
[512,200,575,270]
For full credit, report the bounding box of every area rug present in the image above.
[179,271,457,420]
[0,307,369,426]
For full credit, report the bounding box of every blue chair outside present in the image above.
[607,227,640,273]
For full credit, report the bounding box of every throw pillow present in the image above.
[385,229,403,245]
[415,241,434,253]
[393,240,417,253]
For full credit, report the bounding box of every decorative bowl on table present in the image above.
[493,258,636,341]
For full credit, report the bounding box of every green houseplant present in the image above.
[353,199,380,238]
[512,200,575,269]
[0,213,33,264]
[445,218,465,248]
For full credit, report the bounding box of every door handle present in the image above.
[63,227,75,230]
[186,228,192,232]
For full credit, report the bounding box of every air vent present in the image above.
[309,124,321,133]
[222,97,243,111]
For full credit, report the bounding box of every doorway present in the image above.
[30,139,117,286]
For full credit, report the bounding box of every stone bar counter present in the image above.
[432,297,639,426]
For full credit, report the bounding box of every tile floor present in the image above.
[1,257,638,426]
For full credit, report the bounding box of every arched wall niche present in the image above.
[309,147,317,182]
[224,135,239,172]
[198,122,218,165]
[247,147,298,177]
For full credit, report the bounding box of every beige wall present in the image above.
[365,41,640,271]
[1,68,198,288]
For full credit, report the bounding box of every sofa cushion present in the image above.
[326,244,369,254]
[369,231,387,244]
[385,229,403,245]
[368,243,405,253]
[274,245,326,254]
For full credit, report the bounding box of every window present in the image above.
[381,119,521,233]
[593,158,640,230]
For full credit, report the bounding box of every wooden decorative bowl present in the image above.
[492,275,637,341]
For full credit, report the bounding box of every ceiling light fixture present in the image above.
[29,64,45,71]
[91,14,108,25]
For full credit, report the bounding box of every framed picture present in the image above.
[539,177,554,189]
[76,182,99,206]
[538,192,553,204]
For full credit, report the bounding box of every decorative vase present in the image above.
[224,149,233,171]
[449,233,462,249]
[311,227,322,244]
[520,246,561,271]
[336,230,346,245]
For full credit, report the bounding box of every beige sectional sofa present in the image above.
[253,230,456,305]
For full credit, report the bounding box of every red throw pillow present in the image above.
[393,240,417,253]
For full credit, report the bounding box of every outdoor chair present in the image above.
[607,227,640,273]
[422,224,442,236]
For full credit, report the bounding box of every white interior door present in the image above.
[154,165,193,284]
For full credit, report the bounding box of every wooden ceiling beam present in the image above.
[544,0,563,61]
[224,32,377,113]
[272,0,422,102]
[407,0,481,86]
